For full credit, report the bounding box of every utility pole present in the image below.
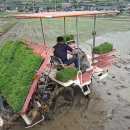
[53,0,57,11]
[76,0,79,9]
[125,0,128,8]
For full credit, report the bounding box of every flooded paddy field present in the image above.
[0,18,17,37]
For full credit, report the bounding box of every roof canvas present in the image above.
[12,10,119,19]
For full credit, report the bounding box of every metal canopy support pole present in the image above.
[76,17,80,70]
[40,18,46,45]
[90,15,97,90]
[54,0,57,11]
[92,15,96,50]
[92,15,97,63]
[64,17,66,42]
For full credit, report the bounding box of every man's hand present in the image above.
[72,48,79,54]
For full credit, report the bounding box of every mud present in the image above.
[11,93,105,130]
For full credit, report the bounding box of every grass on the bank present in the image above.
[0,40,43,112]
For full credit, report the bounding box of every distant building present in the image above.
[97,6,112,11]
[0,6,5,11]
[62,3,72,9]
[62,3,72,11]
[125,4,130,14]
[84,4,96,10]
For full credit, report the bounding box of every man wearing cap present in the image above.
[53,36,79,68]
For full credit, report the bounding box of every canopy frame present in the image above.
[40,18,46,45]
[76,17,80,70]
[64,17,66,42]
[92,15,97,64]
[12,11,119,19]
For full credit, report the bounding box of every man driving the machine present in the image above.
[53,36,79,68]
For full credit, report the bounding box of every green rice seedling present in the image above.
[56,67,78,82]
[93,42,113,54]
[61,34,74,43]
[0,40,43,112]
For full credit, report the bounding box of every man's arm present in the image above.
[65,44,73,52]
[66,44,80,54]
